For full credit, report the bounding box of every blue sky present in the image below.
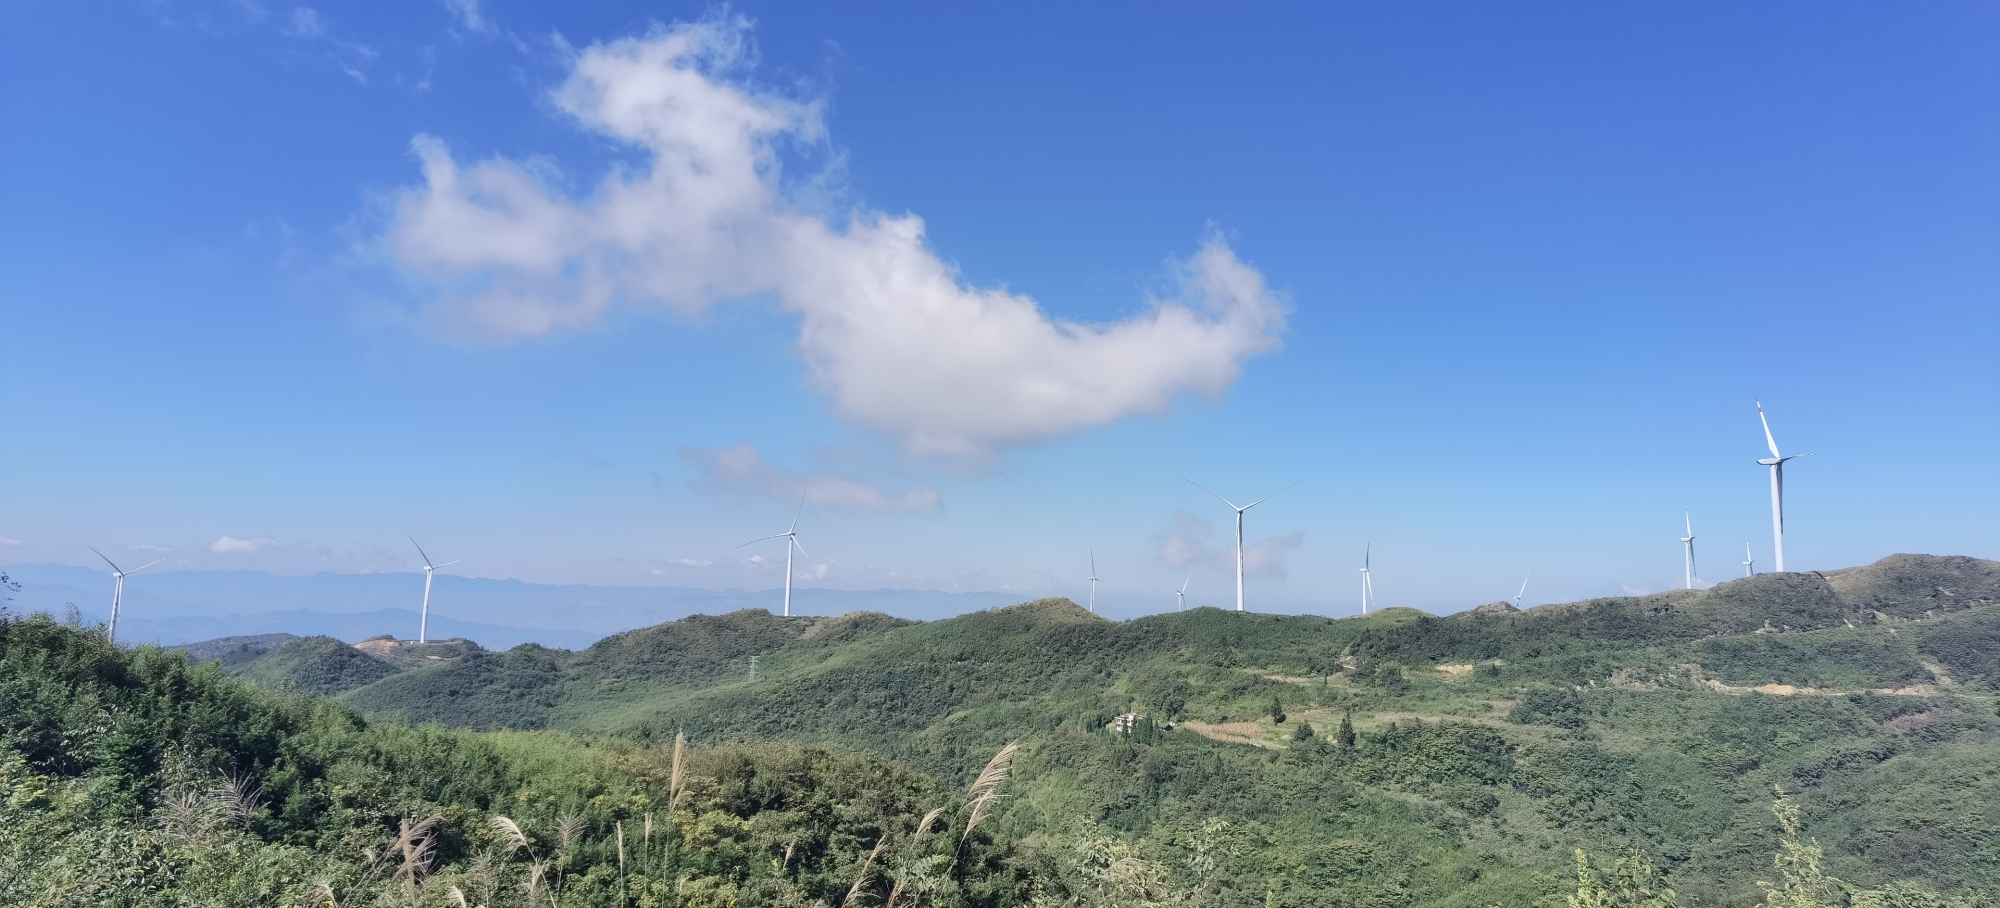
[3,1,1995,616]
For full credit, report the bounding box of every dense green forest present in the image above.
[3,554,1998,906]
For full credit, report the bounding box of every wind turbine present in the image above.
[1359,544,1375,614]
[1755,399,1811,572]
[1175,574,1190,612]
[1680,509,1698,590]
[1087,549,1102,613]
[742,500,808,617]
[408,537,461,644]
[88,547,161,644]
[1514,575,1530,610]
[1184,478,1299,612]
[1742,540,1756,577]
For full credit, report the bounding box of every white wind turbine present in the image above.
[408,537,461,644]
[1756,399,1811,572]
[1742,540,1756,577]
[1680,509,1698,590]
[1087,549,1102,613]
[88,547,161,644]
[1184,478,1299,613]
[1359,544,1375,614]
[1513,574,1530,610]
[742,500,809,617]
[1175,574,1190,612]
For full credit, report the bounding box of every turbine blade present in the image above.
[434,559,462,569]
[740,533,791,547]
[1242,480,1303,511]
[790,491,807,532]
[1181,477,1240,510]
[1757,399,1781,459]
[789,536,809,561]
[1181,574,1190,594]
[408,535,434,569]
[87,546,123,574]
[130,559,163,574]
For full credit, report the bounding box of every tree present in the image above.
[1758,790,1844,908]
[1336,711,1357,749]
[1567,849,1680,908]
[1268,696,1286,725]
[1290,722,1315,743]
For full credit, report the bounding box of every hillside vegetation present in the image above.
[8,553,1997,906]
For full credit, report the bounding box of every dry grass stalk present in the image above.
[842,836,891,907]
[311,881,338,908]
[446,885,471,908]
[392,816,443,884]
[212,771,261,827]
[557,812,586,851]
[668,730,687,810]
[643,811,655,844]
[616,820,627,871]
[525,860,548,897]
[960,742,1018,844]
[913,807,947,840]
[491,816,531,857]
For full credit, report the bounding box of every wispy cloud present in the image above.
[281,6,377,83]
[210,535,279,555]
[381,16,1285,459]
[682,443,940,512]
[0,537,21,547]
[442,0,493,34]
[1158,509,1304,578]
[128,543,173,555]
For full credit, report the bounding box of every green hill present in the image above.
[227,634,400,696]
[99,553,2000,906]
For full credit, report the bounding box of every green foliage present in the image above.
[11,554,2000,906]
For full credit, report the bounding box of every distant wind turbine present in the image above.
[1087,549,1102,613]
[1514,575,1530,610]
[408,536,461,644]
[1184,478,1300,612]
[1680,509,1698,590]
[1742,540,1756,577]
[88,547,161,644]
[1755,399,1811,572]
[742,499,809,617]
[1175,574,1190,612]
[1359,544,1375,614]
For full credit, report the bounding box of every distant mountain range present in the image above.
[0,562,1024,649]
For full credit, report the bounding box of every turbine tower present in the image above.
[1184,478,1299,612]
[1755,399,1810,572]
[1680,509,1698,590]
[1087,549,1102,613]
[1514,575,1530,610]
[88,547,161,644]
[1175,574,1190,612]
[742,500,809,617]
[408,537,460,644]
[1742,540,1756,577]
[1359,544,1375,614]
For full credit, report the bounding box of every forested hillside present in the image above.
[5,553,1998,906]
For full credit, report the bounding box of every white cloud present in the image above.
[284,7,324,37]
[670,558,714,567]
[210,535,278,555]
[804,563,830,580]
[382,16,1286,457]
[747,554,767,564]
[0,537,21,547]
[442,0,493,34]
[128,544,172,555]
[682,443,939,512]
